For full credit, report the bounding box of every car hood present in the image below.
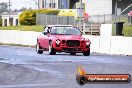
[51,35,84,40]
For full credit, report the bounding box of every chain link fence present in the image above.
[87,14,112,24]
[36,13,132,26]
[112,14,132,25]
[36,14,112,26]
[36,14,75,25]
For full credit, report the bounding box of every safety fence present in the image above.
[36,14,132,26]
[36,14,112,26]
[112,14,132,26]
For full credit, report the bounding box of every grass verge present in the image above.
[0,25,44,32]
[112,25,132,37]
[0,43,35,48]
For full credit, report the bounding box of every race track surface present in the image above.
[0,45,132,88]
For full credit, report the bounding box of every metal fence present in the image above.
[88,14,112,24]
[36,14,132,26]
[112,14,132,26]
[36,14,112,26]
[36,14,75,25]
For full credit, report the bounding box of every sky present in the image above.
[0,0,36,10]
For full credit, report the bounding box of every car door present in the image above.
[41,27,50,49]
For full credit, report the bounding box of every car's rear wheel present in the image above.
[49,41,56,55]
[36,42,43,54]
[70,52,76,55]
[83,49,90,56]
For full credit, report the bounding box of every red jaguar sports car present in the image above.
[36,25,91,56]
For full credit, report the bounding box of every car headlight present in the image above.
[86,42,90,45]
[85,38,90,42]
[56,39,61,45]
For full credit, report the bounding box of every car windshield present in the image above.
[50,27,81,35]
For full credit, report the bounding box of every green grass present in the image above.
[112,15,132,37]
[112,25,132,37]
[123,26,132,37]
[0,25,44,32]
[0,43,35,47]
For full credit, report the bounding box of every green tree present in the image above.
[19,10,35,25]
[0,3,8,14]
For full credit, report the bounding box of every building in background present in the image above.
[1,12,22,26]
[38,0,112,16]
[112,0,132,14]
[38,0,79,9]
[85,0,112,16]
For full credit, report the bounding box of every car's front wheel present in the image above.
[83,49,90,56]
[36,42,43,54]
[49,41,56,55]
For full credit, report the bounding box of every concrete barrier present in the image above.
[0,30,132,55]
[82,35,100,53]
[0,30,40,46]
[110,36,132,55]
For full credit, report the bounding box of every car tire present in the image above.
[49,41,56,55]
[36,42,43,54]
[70,52,76,55]
[83,49,90,56]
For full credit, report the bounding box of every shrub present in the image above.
[19,9,60,25]
[19,10,36,25]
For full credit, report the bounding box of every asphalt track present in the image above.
[0,45,132,88]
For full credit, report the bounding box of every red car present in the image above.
[36,25,91,56]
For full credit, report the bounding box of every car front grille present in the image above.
[66,40,80,47]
